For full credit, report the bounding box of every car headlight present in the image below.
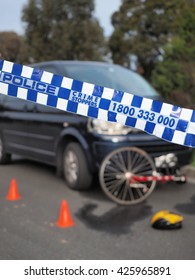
[87,119,138,135]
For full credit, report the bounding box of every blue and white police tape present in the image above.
[0,59,195,148]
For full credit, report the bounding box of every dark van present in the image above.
[0,61,193,204]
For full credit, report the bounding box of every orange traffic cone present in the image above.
[56,200,75,228]
[6,179,21,201]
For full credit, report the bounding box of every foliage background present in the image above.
[0,0,195,108]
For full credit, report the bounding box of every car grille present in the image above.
[94,141,190,158]
[139,143,189,156]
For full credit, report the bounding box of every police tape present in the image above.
[0,59,195,148]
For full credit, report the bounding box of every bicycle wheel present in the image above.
[99,147,157,205]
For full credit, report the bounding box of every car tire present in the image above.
[0,135,11,164]
[63,142,92,190]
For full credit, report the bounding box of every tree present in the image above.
[151,7,195,108]
[109,0,194,80]
[0,32,29,63]
[22,0,106,62]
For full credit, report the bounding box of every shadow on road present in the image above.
[76,203,153,235]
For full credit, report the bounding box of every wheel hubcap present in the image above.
[65,150,78,184]
[0,139,2,159]
[125,172,132,179]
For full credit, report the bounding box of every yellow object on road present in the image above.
[151,210,183,229]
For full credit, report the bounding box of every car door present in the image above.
[0,94,31,156]
[24,63,67,164]
[26,102,67,164]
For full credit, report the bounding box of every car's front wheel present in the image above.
[63,142,92,190]
[0,135,11,164]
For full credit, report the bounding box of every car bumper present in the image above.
[89,133,193,169]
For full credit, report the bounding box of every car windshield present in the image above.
[61,63,159,98]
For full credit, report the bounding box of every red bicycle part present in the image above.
[130,174,186,183]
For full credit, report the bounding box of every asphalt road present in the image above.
[0,157,195,260]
